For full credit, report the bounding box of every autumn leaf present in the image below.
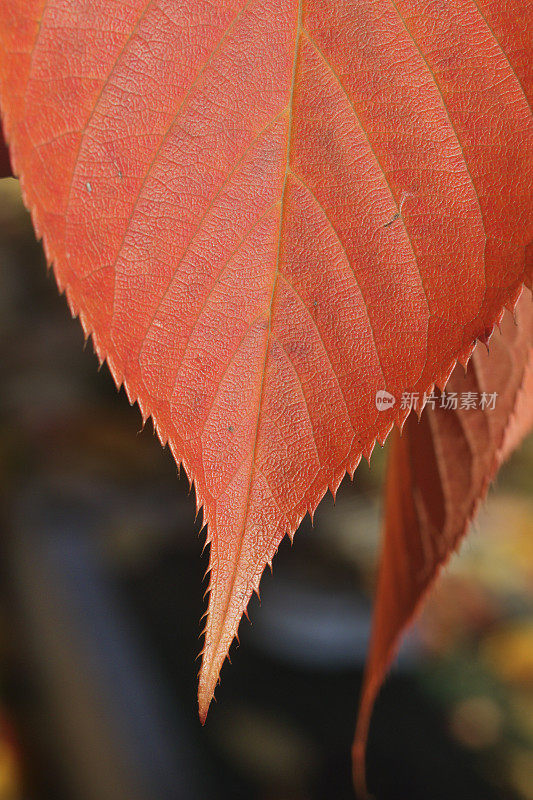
[0,1,531,722]
[353,288,533,797]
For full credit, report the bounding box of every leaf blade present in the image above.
[0,0,531,720]
[354,288,533,797]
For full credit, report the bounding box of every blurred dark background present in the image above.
[0,176,532,800]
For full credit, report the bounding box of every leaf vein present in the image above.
[138,108,289,370]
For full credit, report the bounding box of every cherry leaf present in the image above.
[353,288,533,797]
[0,1,531,718]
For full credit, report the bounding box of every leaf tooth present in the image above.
[86,330,107,366]
[329,470,344,501]
[202,563,212,585]
[198,624,208,643]
[395,404,410,427]
[414,403,425,421]
[104,353,124,389]
[363,440,375,464]
[179,459,194,491]
[41,233,55,267]
[123,379,137,406]
[137,397,149,425]
[152,418,167,444]
[306,483,330,524]
[348,453,362,479]
[199,609,209,625]
[394,414,406,435]
[476,325,494,352]
[457,339,476,369]
[495,305,507,325]
[198,520,208,544]
[79,321,91,348]
[503,274,527,313]
[167,437,182,472]
[434,357,457,390]
[194,501,203,526]
[377,420,393,448]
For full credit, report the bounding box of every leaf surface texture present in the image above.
[0,0,531,715]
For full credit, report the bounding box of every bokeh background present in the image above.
[0,175,532,800]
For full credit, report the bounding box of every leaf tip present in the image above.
[198,698,210,727]
[197,661,215,726]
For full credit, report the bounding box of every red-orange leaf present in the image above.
[0,1,531,719]
[354,289,533,797]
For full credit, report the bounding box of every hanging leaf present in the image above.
[354,289,533,797]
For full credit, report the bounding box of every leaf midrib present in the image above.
[203,0,304,687]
